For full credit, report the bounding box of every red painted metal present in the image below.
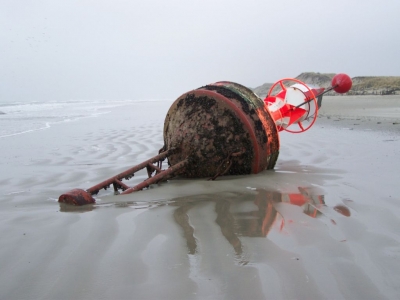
[59,189,96,205]
[332,73,352,93]
[265,78,319,133]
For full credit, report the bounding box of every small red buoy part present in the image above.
[332,73,352,93]
[58,189,96,206]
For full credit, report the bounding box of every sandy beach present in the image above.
[1,95,400,299]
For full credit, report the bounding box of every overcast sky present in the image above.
[1,0,399,102]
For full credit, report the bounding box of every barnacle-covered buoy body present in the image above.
[163,81,280,178]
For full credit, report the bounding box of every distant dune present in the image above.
[252,72,400,98]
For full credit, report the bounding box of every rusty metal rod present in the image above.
[114,179,129,190]
[86,147,177,195]
[294,85,338,109]
[146,163,162,177]
[120,158,189,195]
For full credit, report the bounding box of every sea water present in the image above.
[0,99,154,138]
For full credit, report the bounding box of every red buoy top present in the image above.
[332,73,352,93]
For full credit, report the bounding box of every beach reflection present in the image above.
[58,186,351,258]
[59,202,96,213]
[172,187,349,256]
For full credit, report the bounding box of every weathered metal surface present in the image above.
[58,148,180,205]
[58,189,96,205]
[120,158,189,195]
[58,81,281,205]
[212,81,280,169]
[86,148,176,195]
[163,81,280,178]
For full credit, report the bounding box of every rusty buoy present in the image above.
[164,81,280,178]
[58,74,353,205]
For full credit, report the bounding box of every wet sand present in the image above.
[1,95,400,299]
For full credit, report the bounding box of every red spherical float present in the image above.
[332,73,352,94]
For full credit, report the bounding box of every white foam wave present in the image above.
[0,99,166,138]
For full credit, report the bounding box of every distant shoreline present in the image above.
[253,73,400,98]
